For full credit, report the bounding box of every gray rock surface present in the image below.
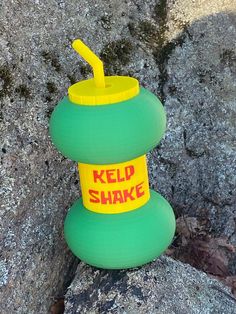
[151,0,236,246]
[65,255,236,314]
[1,0,236,313]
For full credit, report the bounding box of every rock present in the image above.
[64,255,236,314]
[151,0,236,247]
[1,0,236,312]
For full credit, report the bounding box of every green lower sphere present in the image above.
[64,190,175,269]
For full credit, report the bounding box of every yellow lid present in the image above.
[68,39,139,105]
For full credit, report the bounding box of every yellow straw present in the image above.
[72,39,105,88]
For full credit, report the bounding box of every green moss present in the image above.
[139,20,158,39]
[129,20,159,46]
[41,51,61,72]
[153,0,168,27]
[128,2,189,101]
[153,33,186,101]
[127,22,136,37]
[79,63,92,77]
[46,107,54,118]
[175,19,190,31]
[15,84,31,99]
[220,49,236,66]
[153,2,189,64]
[152,0,169,54]
[127,1,169,56]
[197,69,216,85]
[101,15,112,30]
[67,74,77,85]
[45,96,52,103]
[198,71,206,84]
[168,85,177,95]
[0,66,13,98]
[100,39,133,75]
[46,82,57,94]
[100,39,133,65]
[152,2,190,101]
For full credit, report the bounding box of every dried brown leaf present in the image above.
[50,298,65,314]
[212,275,236,298]
[173,237,236,277]
[212,238,236,253]
[176,216,200,239]
[225,276,236,297]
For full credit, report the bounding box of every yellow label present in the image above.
[78,155,150,214]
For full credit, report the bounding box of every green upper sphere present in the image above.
[49,87,166,164]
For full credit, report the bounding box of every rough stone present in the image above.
[151,1,236,249]
[1,0,236,312]
[65,256,236,314]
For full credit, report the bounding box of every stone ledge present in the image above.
[65,256,236,314]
